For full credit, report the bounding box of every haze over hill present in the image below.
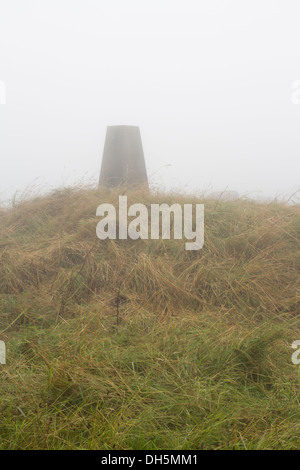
[0,0,300,202]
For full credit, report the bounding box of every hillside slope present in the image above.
[0,187,299,450]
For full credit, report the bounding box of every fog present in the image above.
[0,0,299,202]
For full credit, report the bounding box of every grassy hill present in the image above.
[0,187,299,450]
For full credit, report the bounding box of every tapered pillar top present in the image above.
[99,125,148,188]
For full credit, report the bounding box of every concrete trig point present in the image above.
[99,125,148,188]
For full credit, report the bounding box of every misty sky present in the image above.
[0,0,299,202]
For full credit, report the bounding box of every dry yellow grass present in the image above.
[0,186,299,449]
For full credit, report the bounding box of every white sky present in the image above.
[0,0,299,201]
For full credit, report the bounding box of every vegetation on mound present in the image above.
[0,187,299,449]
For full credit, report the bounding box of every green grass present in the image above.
[0,186,299,449]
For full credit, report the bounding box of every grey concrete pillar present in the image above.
[99,125,148,188]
